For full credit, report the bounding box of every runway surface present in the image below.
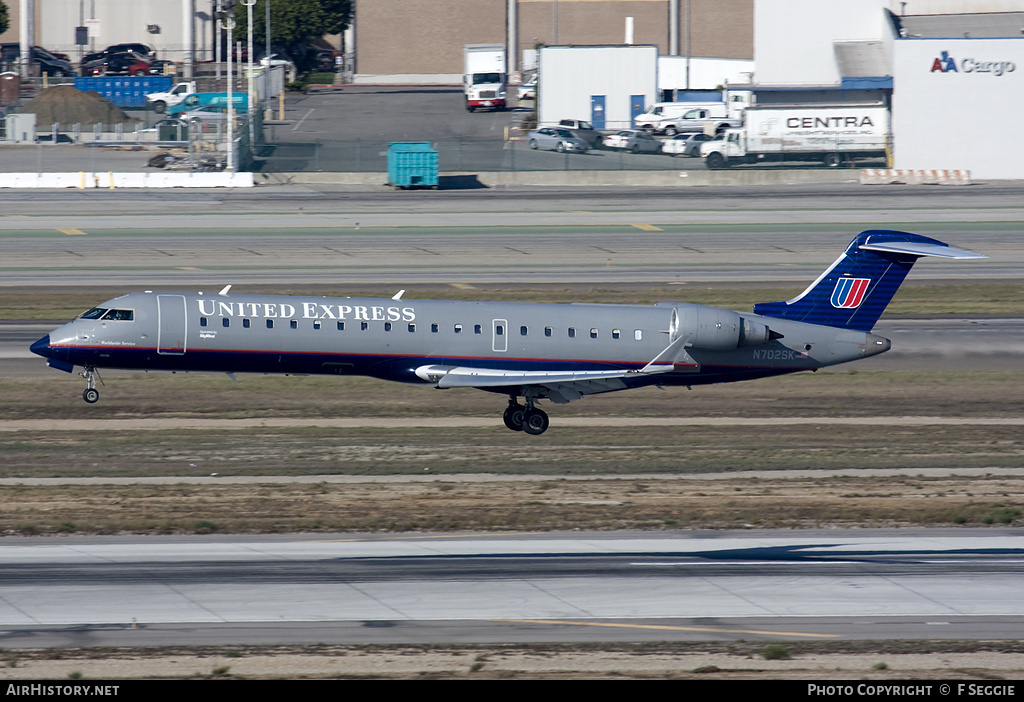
[1,530,1022,647]
[2,183,1022,286]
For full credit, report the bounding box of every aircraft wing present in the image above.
[415,364,676,403]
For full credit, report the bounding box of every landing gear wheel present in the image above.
[521,408,550,435]
[79,365,103,403]
[505,405,528,431]
[503,402,526,432]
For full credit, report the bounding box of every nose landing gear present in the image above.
[80,365,103,403]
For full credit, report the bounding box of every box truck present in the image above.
[700,103,890,169]
[463,44,507,112]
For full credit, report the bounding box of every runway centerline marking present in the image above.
[495,619,838,638]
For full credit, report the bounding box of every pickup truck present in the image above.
[146,81,197,114]
[637,103,742,136]
[554,119,602,148]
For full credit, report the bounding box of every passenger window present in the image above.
[267,319,274,329]
[222,318,230,328]
[408,323,416,332]
[520,326,528,336]
[384,322,393,331]
[474,324,482,334]
[200,317,208,327]
[495,325,504,336]
[455,324,463,334]
[243,318,251,328]
[634,329,643,341]
[313,320,321,330]
[361,321,369,331]
[337,321,345,331]
[590,328,598,339]
[612,329,621,339]
[290,320,297,329]
[544,327,552,337]
[431,323,439,333]
[568,327,576,338]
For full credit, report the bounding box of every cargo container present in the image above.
[74,76,173,108]
[387,142,439,189]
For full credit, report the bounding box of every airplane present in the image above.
[30,230,984,435]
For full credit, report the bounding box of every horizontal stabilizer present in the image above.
[860,241,986,260]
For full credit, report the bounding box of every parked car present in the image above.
[0,44,75,76]
[556,119,602,148]
[147,59,175,76]
[180,104,234,123]
[527,127,590,153]
[83,43,155,65]
[517,74,537,100]
[83,51,151,77]
[602,129,662,154]
[661,132,718,157]
[257,52,298,82]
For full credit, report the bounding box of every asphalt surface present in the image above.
[1,530,1022,647]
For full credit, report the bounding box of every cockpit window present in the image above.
[78,308,108,320]
[76,308,134,321]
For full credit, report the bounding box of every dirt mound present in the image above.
[18,85,140,127]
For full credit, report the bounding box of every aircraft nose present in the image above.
[30,334,52,358]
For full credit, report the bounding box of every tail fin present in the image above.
[753,230,985,332]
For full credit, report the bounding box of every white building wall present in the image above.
[37,0,193,61]
[755,0,892,85]
[658,57,755,91]
[538,45,658,129]
[892,38,1024,178]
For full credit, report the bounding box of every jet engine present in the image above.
[669,304,777,350]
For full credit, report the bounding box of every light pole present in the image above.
[243,0,256,144]
[220,9,236,172]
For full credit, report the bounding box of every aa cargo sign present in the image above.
[931,50,1015,76]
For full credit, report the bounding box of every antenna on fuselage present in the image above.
[392,290,405,300]
[219,285,232,296]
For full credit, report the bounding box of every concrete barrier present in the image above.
[258,168,859,188]
[0,172,255,188]
[860,169,972,186]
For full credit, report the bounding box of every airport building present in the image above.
[754,0,1024,178]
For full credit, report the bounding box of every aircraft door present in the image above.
[157,294,187,355]
[492,318,507,353]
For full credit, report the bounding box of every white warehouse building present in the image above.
[755,0,1024,179]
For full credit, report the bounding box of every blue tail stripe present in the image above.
[753,230,939,332]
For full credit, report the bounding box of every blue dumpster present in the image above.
[387,141,439,189]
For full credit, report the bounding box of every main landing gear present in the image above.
[503,398,550,435]
[80,365,102,403]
